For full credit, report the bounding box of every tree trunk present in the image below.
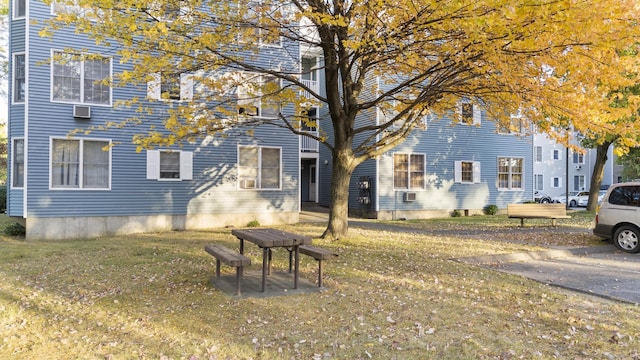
[322,148,357,240]
[586,141,612,211]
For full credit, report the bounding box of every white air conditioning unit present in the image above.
[241,179,257,189]
[403,192,417,202]
[575,165,582,170]
[73,105,91,119]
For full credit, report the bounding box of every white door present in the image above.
[309,165,317,202]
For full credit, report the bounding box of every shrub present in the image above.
[483,204,499,215]
[4,222,26,236]
[246,220,260,227]
[451,209,461,217]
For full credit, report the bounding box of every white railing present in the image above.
[300,79,319,99]
[300,130,319,152]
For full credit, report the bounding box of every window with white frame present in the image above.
[393,153,425,189]
[237,73,281,118]
[12,139,24,188]
[553,177,562,188]
[535,146,542,162]
[14,0,25,18]
[147,72,193,101]
[146,150,193,181]
[497,157,523,190]
[51,138,111,189]
[52,51,111,105]
[534,174,543,191]
[497,114,524,134]
[572,151,584,164]
[241,1,282,47]
[573,175,585,191]
[454,160,480,183]
[459,102,481,125]
[552,149,561,161]
[238,146,281,189]
[13,53,25,103]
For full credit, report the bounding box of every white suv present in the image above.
[593,182,640,253]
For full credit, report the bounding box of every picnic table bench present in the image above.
[507,203,570,226]
[286,245,339,287]
[204,244,251,295]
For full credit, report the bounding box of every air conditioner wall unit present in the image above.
[575,165,582,170]
[73,105,91,119]
[403,192,417,202]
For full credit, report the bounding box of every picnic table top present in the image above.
[231,228,312,248]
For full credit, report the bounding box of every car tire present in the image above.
[569,200,577,207]
[613,225,640,253]
[540,198,550,204]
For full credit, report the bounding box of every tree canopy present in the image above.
[44,0,640,239]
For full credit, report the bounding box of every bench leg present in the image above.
[317,259,323,288]
[294,245,300,289]
[236,266,243,296]
[288,248,293,273]
[267,248,272,275]
[261,247,268,292]
[520,218,524,227]
[215,259,221,278]
[552,218,557,226]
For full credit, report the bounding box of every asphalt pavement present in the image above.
[299,203,640,305]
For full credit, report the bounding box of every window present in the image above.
[13,53,25,103]
[12,139,24,188]
[497,157,523,190]
[497,115,524,134]
[242,1,282,47]
[552,149,561,161]
[553,177,562,188]
[572,151,584,164]
[237,73,281,118]
[608,186,640,206]
[238,146,281,189]
[534,174,543,191]
[14,0,25,17]
[51,138,110,189]
[147,72,193,101]
[393,153,425,189]
[535,146,542,162]
[52,51,111,105]
[454,160,480,183]
[573,175,585,192]
[459,102,481,125]
[146,150,193,181]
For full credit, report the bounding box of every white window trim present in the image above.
[393,153,426,190]
[535,146,543,163]
[497,156,524,191]
[552,149,561,161]
[534,174,544,191]
[458,101,481,125]
[552,177,562,188]
[146,149,193,181]
[13,0,26,19]
[49,137,112,190]
[11,137,25,189]
[454,160,481,184]
[12,52,26,104]
[237,145,283,190]
[147,72,194,101]
[236,72,281,119]
[50,50,113,106]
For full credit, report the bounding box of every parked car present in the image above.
[534,191,552,203]
[551,191,589,207]
[577,190,607,207]
[593,182,640,253]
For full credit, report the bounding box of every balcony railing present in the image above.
[300,130,319,152]
[300,79,319,99]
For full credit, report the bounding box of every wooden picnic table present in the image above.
[231,228,312,292]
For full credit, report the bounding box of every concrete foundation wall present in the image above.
[374,208,484,221]
[25,212,300,240]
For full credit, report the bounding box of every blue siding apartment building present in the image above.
[8,0,533,240]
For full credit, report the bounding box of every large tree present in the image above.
[45,0,640,239]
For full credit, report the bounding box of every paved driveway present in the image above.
[460,245,640,305]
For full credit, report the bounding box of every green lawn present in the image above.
[1,212,638,359]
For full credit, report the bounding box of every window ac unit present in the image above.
[575,165,582,170]
[241,179,257,189]
[73,105,91,119]
[403,192,417,202]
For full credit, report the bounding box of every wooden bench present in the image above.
[204,244,251,295]
[288,245,338,287]
[507,203,570,226]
